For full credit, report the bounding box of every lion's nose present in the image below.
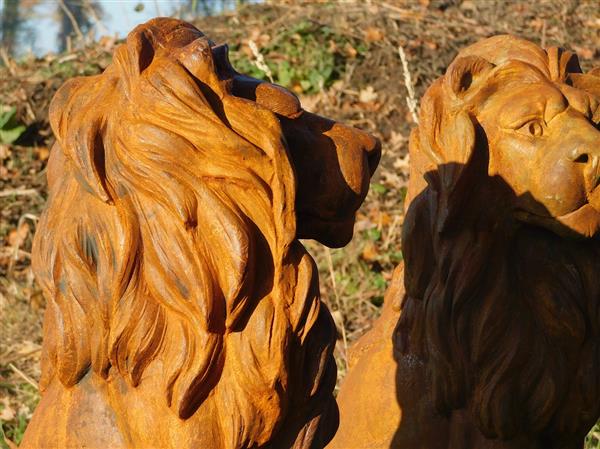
[569,147,600,192]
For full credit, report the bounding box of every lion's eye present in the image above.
[518,119,544,137]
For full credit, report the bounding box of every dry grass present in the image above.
[1,1,600,447]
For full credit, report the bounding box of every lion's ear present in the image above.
[445,55,494,97]
[546,47,582,82]
[110,25,158,96]
[111,24,157,79]
[49,77,113,203]
[419,56,493,177]
[127,27,156,75]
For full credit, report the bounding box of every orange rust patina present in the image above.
[21,18,380,449]
[331,35,600,449]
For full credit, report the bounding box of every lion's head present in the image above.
[400,35,600,442]
[31,18,379,447]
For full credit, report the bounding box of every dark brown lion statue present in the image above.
[330,35,600,449]
[21,18,380,449]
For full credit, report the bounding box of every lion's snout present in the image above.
[560,117,600,210]
[289,114,380,248]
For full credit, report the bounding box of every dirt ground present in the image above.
[1,1,599,447]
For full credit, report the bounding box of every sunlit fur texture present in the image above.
[32,19,337,448]
[400,36,600,443]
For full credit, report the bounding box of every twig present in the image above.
[541,19,547,48]
[57,0,85,43]
[57,54,78,64]
[0,248,31,259]
[0,188,39,198]
[0,47,16,77]
[9,363,39,390]
[8,213,38,273]
[248,40,274,83]
[380,2,422,20]
[398,45,420,125]
[325,247,348,372]
[382,214,402,250]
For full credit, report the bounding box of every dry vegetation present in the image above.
[1,1,600,447]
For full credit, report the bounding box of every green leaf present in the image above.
[299,79,312,92]
[365,228,381,241]
[399,186,408,202]
[371,183,387,194]
[0,125,26,144]
[277,61,292,87]
[372,273,387,290]
[0,106,17,128]
[391,251,404,263]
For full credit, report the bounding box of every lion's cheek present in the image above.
[486,134,537,197]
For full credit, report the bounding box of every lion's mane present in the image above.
[32,19,337,447]
[399,36,600,442]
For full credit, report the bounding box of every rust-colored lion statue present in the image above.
[331,35,600,449]
[22,18,380,449]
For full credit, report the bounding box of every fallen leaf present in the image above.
[364,27,384,43]
[380,212,392,226]
[30,288,44,311]
[0,144,10,159]
[331,310,345,333]
[37,146,49,161]
[343,42,357,58]
[359,86,378,103]
[98,35,116,51]
[362,241,379,262]
[356,101,381,112]
[0,398,15,421]
[460,1,476,10]
[572,46,594,60]
[8,222,30,249]
[425,40,438,50]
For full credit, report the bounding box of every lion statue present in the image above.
[330,35,600,449]
[21,18,380,449]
